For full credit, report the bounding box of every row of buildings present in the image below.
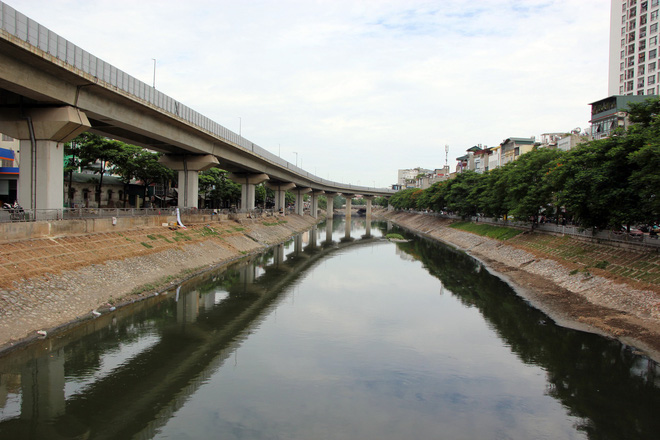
[396,1,657,191]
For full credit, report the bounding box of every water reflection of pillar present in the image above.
[308,225,318,249]
[273,243,285,266]
[21,347,65,422]
[294,234,303,255]
[324,220,334,245]
[177,289,200,324]
[239,262,256,285]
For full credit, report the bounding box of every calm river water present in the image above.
[1,217,659,439]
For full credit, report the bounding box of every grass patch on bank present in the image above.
[449,221,523,241]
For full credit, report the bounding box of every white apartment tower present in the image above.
[609,0,660,96]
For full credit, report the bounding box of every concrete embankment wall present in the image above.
[0,214,320,350]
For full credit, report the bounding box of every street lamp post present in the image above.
[152,58,156,88]
[293,152,298,168]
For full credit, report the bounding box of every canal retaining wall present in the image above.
[0,213,320,352]
[381,211,660,363]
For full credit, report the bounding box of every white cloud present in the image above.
[9,0,609,186]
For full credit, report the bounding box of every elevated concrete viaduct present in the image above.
[0,2,394,218]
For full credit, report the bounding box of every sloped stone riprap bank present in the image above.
[382,211,660,363]
[0,214,320,352]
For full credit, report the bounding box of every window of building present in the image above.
[639,90,645,94]
[642,14,648,25]
[631,19,638,30]
[624,14,628,24]
[629,43,635,54]
[638,77,645,87]
[653,0,659,7]
[651,35,658,45]
[1,134,13,142]
[630,0,637,6]
[622,74,625,82]
[649,74,656,84]
[652,23,659,32]
[629,56,636,66]
[630,7,638,18]
[622,38,626,48]
[628,80,635,90]
[649,88,656,94]
[621,85,625,93]
[628,67,635,78]
[642,1,648,12]
[624,3,628,11]
[652,10,659,20]
[641,39,648,50]
[641,26,648,36]
[640,64,646,75]
[640,52,647,62]
[650,61,657,71]
[651,48,658,58]
[623,26,627,35]
[621,62,626,70]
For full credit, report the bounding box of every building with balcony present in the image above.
[609,0,660,96]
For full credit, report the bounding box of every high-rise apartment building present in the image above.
[609,0,660,96]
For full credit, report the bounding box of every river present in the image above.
[0,217,659,439]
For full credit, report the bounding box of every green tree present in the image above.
[502,148,563,223]
[199,168,241,208]
[75,133,123,206]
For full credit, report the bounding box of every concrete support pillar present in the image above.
[364,196,374,238]
[325,192,338,218]
[177,169,199,209]
[294,187,312,216]
[266,182,295,214]
[310,190,324,218]
[18,140,64,211]
[228,173,270,212]
[0,106,90,214]
[343,194,354,240]
[159,154,219,208]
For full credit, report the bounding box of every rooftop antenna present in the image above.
[445,144,449,169]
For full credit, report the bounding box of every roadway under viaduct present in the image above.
[0,2,394,220]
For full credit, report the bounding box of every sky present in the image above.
[9,0,610,188]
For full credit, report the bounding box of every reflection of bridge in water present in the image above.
[0,219,387,439]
